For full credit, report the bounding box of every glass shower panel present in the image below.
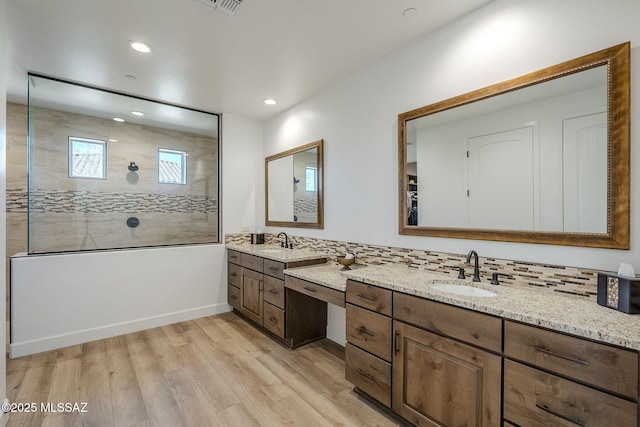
[27,75,220,253]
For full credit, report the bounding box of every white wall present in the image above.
[0,0,9,421]
[263,0,640,272]
[262,0,640,345]
[9,113,264,357]
[221,114,265,234]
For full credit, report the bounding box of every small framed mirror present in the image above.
[398,42,630,249]
[266,139,324,229]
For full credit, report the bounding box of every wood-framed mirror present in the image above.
[398,42,630,248]
[266,139,324,229]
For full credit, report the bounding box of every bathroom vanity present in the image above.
[226,244,328,348]
[340,265,640,427]
[226,242,640,426]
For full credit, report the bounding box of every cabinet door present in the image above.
[504,359,637,427]
[241,267,263,325]
[392,321,501,427]
[228,284,240,310]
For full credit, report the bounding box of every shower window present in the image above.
[69,137,107,179]
[305,167,317,192]
[158,149,187,185]
[26,74,221,253]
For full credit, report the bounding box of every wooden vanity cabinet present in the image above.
[503,320,639,427]
[392,294,502,427]
[345,280,393,407]
[226,249,326,348]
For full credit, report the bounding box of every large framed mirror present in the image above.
[266,139,324,229]
[399,42,630,249]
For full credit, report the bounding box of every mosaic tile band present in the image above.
[8,189,218,214]
[226,233,600,298]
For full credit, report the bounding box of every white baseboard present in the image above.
[10,303,231,358]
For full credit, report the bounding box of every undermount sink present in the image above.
[428,283,498,297]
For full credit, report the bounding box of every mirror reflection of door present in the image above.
[562,112,607,233]
[467,126,534,230]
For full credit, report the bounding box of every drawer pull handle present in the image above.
[230,272,237,277]
[535,404,585,426]
[356,326,374,337]
[304,286,317,293]
[355,368,375,382]
[535,347,589,366]
[356,293,377,302]
[394,331,400,356]
[269,289,279,295]
[268,316,277,324]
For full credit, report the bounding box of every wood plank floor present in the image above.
[5,312,403,427]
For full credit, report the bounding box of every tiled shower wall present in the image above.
[7,102,219,254]
[226,233,601,298]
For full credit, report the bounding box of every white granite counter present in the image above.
[227,243,640,351]
[283,261,367,292]
[226,243,329,263]
[339,263,640,351]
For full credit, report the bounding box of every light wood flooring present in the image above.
[5,312,402,427]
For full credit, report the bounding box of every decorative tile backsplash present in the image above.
[10,189,218,214]
[225,233,600,298]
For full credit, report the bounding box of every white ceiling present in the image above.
[7,0,493,120]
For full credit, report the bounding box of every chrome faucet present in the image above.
[277,232,290,249]
[466,250,481,282]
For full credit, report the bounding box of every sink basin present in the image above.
[428,283,498,297]
[258,248,285,254]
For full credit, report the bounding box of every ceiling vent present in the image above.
[194,0,243,17]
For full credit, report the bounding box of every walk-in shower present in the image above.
[24,75,220,253]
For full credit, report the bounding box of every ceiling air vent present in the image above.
[194,0,243,17]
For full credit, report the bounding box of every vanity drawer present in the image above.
[505,320,638,399]
[346,280,392,316]
[346,304,392,362]
[394,292,502,353]
[228,249,241,265]
[263,276,285,309]
[263,302,285,339]
[345,343,391,407]
[264,259,285,280]
[228,284,240,310]
[228,262,241,287]
[285,276,345,307]
[504,359,637,427]
[241,253,264,272]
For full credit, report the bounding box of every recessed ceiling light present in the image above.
[108,139,118,142]
[129,41,152,53]
[113,117,125,122]
[264,98,277,105]
[131,111,145,116]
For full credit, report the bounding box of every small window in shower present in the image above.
[159,148,187,184]
[305,166,317,192]
[69,137,107,179]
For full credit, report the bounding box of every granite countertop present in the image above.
[226,243,329,263]
[283,261,367,292]
[227,243,640,351]
[340,263,640,351]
